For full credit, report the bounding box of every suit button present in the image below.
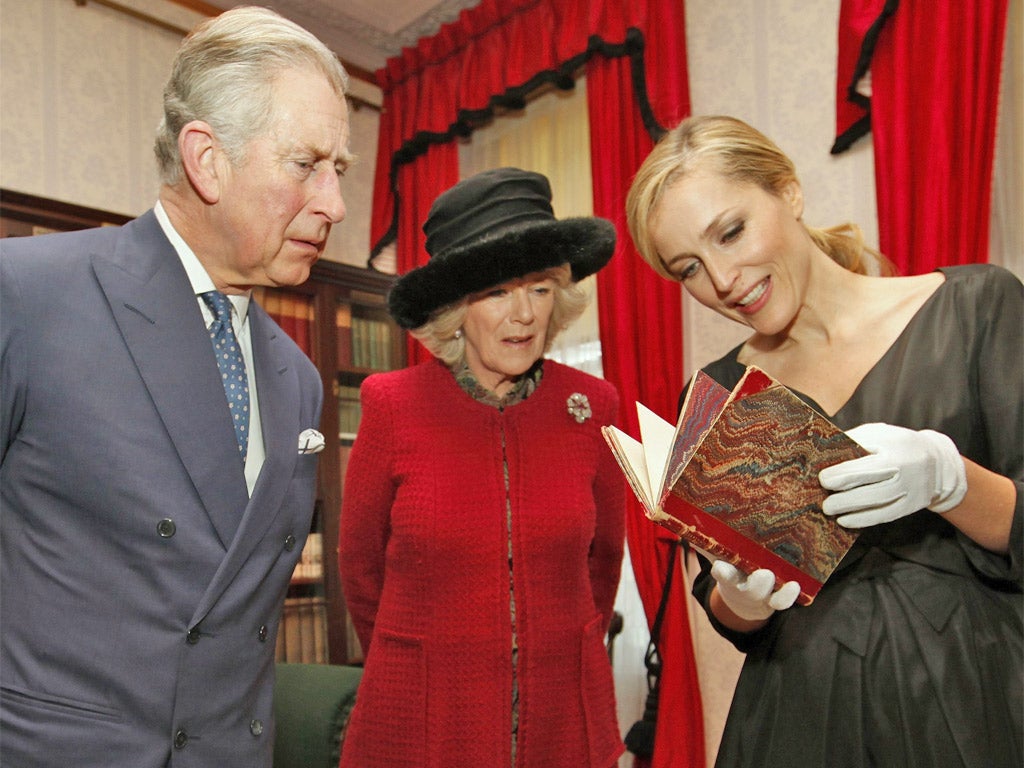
[157,519,176,538]
[174,729,188,749]
[250,719,264,737]
[258,625,268,642]
[186,627,201,645]
[284,534,296,551]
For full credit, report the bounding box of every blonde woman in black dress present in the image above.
[626,114,1022,768]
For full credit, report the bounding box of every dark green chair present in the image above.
[273,663,363,768]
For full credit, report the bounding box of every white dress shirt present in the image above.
[154,201,265,496]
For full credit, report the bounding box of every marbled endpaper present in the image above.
[664,370,731,493]
[671,375,863,585]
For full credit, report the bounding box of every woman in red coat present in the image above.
[338,168,627,768]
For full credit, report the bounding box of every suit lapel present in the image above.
[189,303,304,623]
[91,212,249,548]
[93,213,311,623]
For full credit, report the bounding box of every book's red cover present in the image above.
[661,367,865,605]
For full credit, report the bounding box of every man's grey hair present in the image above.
[154,6,349,185]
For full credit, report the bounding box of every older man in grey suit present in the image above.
[0,7,352,766]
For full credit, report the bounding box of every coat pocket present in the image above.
[341,628,427,768]
[580,614,624,766]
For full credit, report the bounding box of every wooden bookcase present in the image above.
[268,263,403,666]
[1,189,404,665]
[0,189,132,235]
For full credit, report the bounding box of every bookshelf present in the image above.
[0,188,132,235]
[1,190,405,666]
[264,263,404,666]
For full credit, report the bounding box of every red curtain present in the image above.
[587,21,702,768]
[833,0,1009,275]
[369,1,704,765]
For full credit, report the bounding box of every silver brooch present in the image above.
[567,393,592,423]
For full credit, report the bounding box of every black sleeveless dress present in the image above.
[693,264,1023,768]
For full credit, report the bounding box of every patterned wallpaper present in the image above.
[0,0,186,218]
[0,0,380,269]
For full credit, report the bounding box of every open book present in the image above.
[602,366,867,605]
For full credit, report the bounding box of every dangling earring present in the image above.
[454,328,463,339]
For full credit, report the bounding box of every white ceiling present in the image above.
[202,0,482,76]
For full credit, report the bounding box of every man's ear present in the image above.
[782,179,804,220]
[179,121,222,204]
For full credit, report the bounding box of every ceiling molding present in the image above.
[189,0,483,77]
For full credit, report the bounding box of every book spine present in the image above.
[312,597,328,664]
[656,500,821,606]
[275,615,286,662]
[283,598,302,661]
[299,597,315,663]
[648,508,741,564]
[336,303,353,368]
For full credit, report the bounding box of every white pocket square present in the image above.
[298,428,325,454]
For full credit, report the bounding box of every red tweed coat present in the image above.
[338,358,626,768]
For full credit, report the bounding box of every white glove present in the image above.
[710,560,800,622]
[820,422,967,528]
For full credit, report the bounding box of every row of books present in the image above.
[338,384,361,439]
[276,596,366,665]
[291,532,323,582]
[337,304,396,371]
[276,596,329,664]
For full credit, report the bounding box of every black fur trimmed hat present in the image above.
[387,167,616,329]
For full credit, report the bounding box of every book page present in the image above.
[601,426,655,511]
[636,403,676,504]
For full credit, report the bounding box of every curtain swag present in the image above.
[369,27,664,265]
[833,0,1008,274]
[831,0,899,154]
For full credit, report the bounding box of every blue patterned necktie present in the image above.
[201,290,250,462]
